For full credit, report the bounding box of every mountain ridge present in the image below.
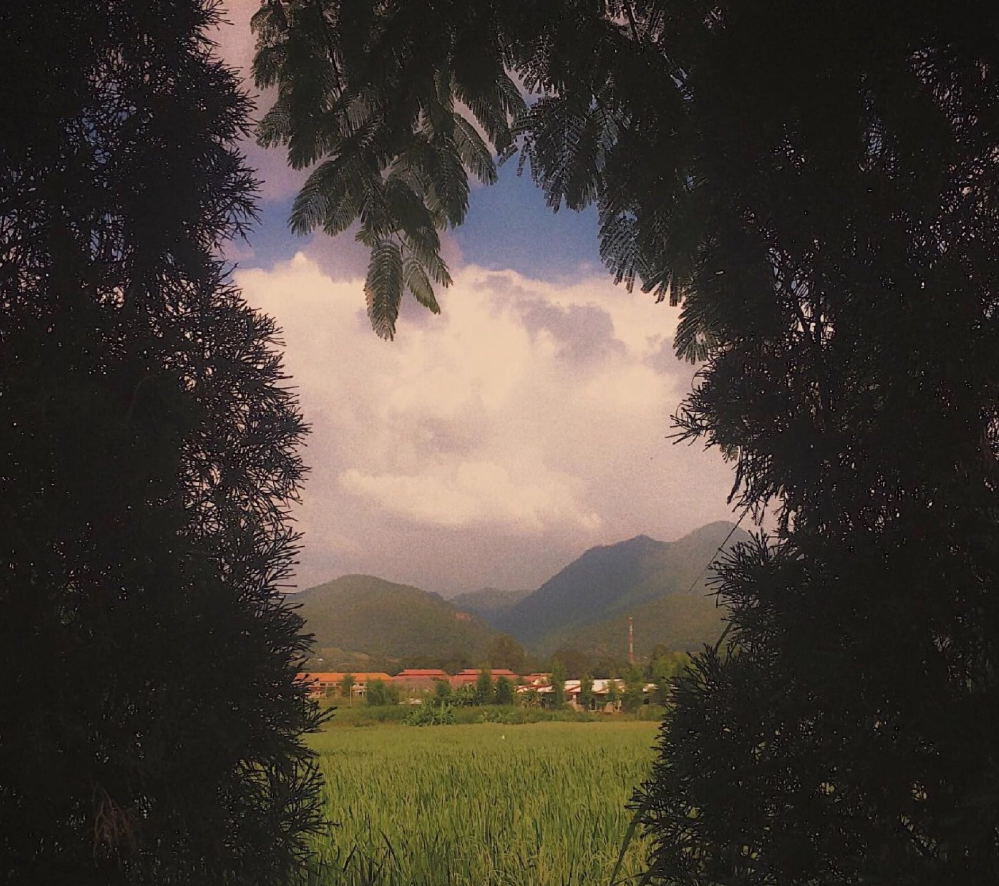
[293,574,502,669]
[294,521,749,665]
[492,521,749,651]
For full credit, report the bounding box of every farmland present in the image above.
[305,721,660,886]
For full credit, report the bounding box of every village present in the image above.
[296,668,658,712]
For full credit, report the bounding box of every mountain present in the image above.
[293,574,503,667]
[562,594,727,659]
[449,587,533,627]
[494,521,749,652]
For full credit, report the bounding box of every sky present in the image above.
[214,3,738,596]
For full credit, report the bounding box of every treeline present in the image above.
[313,640,692,686]
[331,651,692,715]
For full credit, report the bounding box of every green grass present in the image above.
[304,721,660,886]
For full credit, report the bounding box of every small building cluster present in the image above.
[295,671,393,700]
[296,668,656,710]
[296,668,521,698]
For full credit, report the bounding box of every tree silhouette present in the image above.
[475,667,495,705]
[1,2,323,882]
[494,675,515,706]
[550,659,568,710]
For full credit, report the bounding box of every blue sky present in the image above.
[218,3,738,595]
[455,166,602,278]
[244,165,602,280]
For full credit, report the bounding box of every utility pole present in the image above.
[628,616,634,665]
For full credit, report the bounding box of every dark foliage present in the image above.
[639,529,999,884]
[494,675,516,706]
[0,2,324,882]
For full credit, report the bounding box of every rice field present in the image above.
[304,720,660,886]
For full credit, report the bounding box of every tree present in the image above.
[650,652,687,706]
[365,679,384,706]
[433,677,453,703]
[579,674,595,711]
[254,1,999,882]
[622,665,645,713]
[474,667,495,706]
[604,679,620,710]
[494,675,515,706]
[251,0,527,339]
[0,2,323,882]
[365,679,399,707]
[452,684,477,707]
[339,673,356,704]
[549,660,568,710]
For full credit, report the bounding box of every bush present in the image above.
[405,700,456,727]
[366,679,400,707]
[494,675,515,706]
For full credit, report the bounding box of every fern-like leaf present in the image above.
[365,239,404,340]
[404,257,440,313]
[453,115,497,185]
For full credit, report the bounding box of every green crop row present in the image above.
[302,721,659,886]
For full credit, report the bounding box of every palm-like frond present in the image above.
[453,115,497,185]
[290,152,370,236]
[252,0,523,337]
[365,239,404,340]
[404,257,440,313]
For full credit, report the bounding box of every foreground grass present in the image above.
[304,720,659,886]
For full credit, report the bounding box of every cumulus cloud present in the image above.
[213,0,739,594]
[339,461,602,534]
[236,254,738,594]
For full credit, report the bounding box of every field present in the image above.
[304,720,661,886]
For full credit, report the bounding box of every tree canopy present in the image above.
[1,2,323,882]
[253,0,999,882]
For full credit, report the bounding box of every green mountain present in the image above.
[449,587,533,625]
[562,594,727,659]
[293,574,502,667]
[494,521,750,652]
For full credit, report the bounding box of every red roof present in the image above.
[394,669,448,677]
[297,672,392,683]
[456,668,517,677]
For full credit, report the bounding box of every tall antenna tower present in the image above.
[628,616,634,664]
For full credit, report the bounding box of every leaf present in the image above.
[291,154,369,237]
[453,115,497,185]
[384,174,439,248]
[403,258,440,313]
[403,232,452,287]
[364,239,404,340]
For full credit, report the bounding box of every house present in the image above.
[518,673,551,688]
[390,668,450,692]
[590,678,625,712]
[449,668,518,688]
[296,671,392,700]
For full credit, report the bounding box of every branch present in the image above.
[623,0,641,43]
[309,0,341,81]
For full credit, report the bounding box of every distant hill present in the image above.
[562,594,727,659]
[494,521,749,653]
[449,587,533,627]
[293,574,503,667]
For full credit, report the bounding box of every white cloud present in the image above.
[236,254,737,594]
[339,461,601,534]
